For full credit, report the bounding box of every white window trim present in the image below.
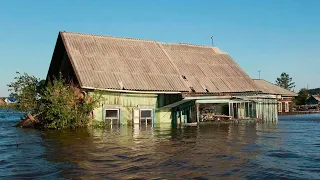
[285,102,289,112]
[104,108,120,122]
[278,102,282,112]
[140,109,153,127]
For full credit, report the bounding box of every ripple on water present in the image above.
[1,112,320,179]
[267,149,302,159]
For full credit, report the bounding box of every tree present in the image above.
[7,72,45,112]
[275,72,295,91]
[8,72,102,129]
[38,76,102,129]
[294,88,309,105]
[308,88,320,95]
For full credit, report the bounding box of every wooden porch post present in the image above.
[251,102,254,118]
[196,103,200,124]
[189,106,192,123]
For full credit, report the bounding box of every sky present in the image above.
[0,0,319,96]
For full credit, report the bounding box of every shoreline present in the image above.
[279,111,320,116]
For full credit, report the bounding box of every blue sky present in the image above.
[0,0,319,96]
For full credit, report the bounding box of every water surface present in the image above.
[1,109,320,179]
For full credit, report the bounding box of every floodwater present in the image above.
[1,110,320,180]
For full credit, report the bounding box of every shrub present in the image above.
[8,72,102,129]
[39,77,102,129]
[7,72,41,112]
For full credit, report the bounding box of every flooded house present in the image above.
[46,31,278,127]
[253,79,298,114]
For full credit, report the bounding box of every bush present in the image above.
[8,72,102,129]
[39,77,102,129]
[7,72,41,112]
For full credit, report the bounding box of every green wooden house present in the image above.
[46,31,278,127]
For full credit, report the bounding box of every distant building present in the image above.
[253,79,298,114]
[4,97,18,104]
[306,95,320,105]
[46,31,279,127]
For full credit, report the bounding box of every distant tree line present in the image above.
[308,88,320,95]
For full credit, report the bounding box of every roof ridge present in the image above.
[60,31,157,43]
[253,79,275,84]
[161,42,213,48]
[160,42,228,54]
[60,31,227,51]
[253,79,297,95]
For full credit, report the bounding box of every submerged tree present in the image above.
[275,72,296,91]
[8,72,102,129]
[39,76,102,129]
[294,88,309,105]
[7,72,45,112]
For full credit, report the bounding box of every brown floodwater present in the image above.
[1,109,320,179]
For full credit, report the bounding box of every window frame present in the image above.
[285,102,289,112]
[278,102,282,112]
[104,108,120,125]
[139,109,153,127]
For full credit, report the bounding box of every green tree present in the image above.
[38,76,102,129]
[275,72,296,91]
[8,72,102,129]
[294,88,309,105]
[7,72,45,112]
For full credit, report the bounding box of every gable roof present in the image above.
[253,79,298,97]
[311,95,320,102]
[48,31,261,93]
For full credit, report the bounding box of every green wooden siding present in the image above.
[91,92,172,125]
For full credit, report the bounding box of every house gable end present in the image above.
[46,32,80,86]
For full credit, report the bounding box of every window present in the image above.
[140,109,153,126]
[105,109,120,125]
[285,102,289,112]
[278,102,282,112]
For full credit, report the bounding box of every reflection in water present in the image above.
[1,112,320,179]
[41,123,269,179]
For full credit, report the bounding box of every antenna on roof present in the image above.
[211,36,214,47]
[258,70,261,79]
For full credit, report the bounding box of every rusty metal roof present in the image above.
[58,31,261,93]
[253,79,298,96]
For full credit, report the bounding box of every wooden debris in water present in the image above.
[16,113,39,128]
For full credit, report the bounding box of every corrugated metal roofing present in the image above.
[253,79,298,96]
[59,31,261,93]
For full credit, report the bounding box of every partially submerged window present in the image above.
[140,109,153,126]
[105,109,120,125]
[285,102,289,112]
[278,102,282,112]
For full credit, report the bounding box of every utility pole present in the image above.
[211,36,214,47]
[258,70,261,79]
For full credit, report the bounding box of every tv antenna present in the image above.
[211,36,214,47]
